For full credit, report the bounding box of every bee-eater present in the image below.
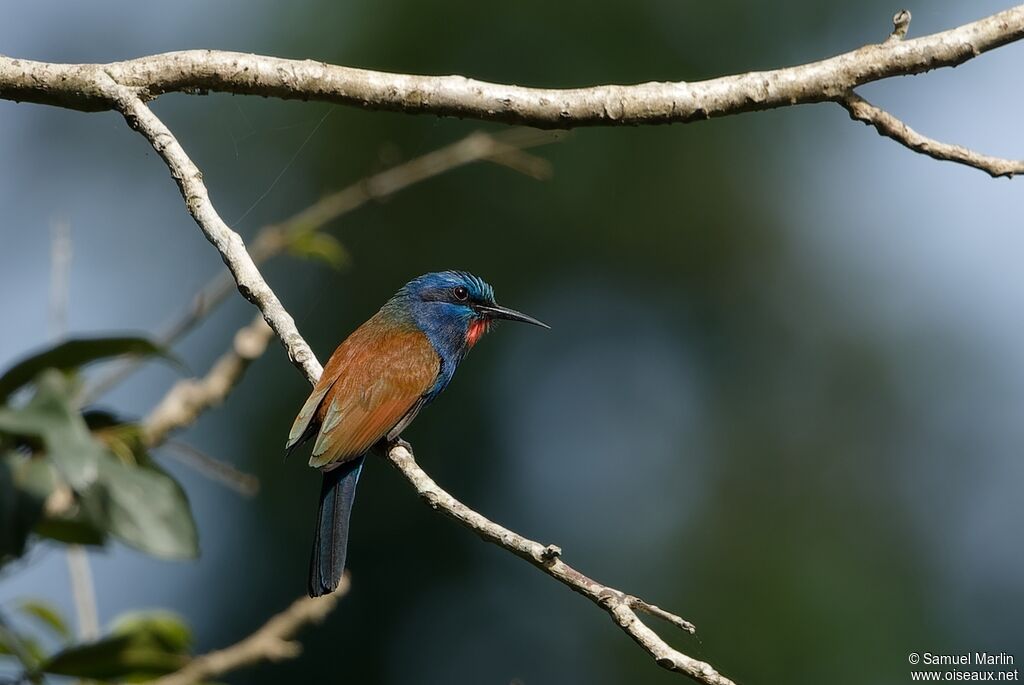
[286,271,549,597]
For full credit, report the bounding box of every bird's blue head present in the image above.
[386,271,548,394]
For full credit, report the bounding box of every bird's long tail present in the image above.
[308,456,365,597]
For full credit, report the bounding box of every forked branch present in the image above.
[1,6,1023,175]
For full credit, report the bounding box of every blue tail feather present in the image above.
[308,456,364,597]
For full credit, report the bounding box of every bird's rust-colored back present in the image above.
[287,311,440,469]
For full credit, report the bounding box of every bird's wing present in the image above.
[308,326,439,469]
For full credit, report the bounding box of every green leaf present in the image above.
[85,420,199,558]
[0,371,106,490]
[91,420,154,468]
[287,231,349,270]
[0,336,173,402]
[41,634,188,681]
[0,624,46,669]
[0,372,198,559]
[110,611,192,654]
[81,409,126,431]
[33,516,106,546]
[82,419,198,559]
[79,454,199,559]
[18,600,71,643]
[42,610,192,681]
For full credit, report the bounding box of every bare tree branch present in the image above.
[2,7,1020,175]
[839,92,1024,178]
[831,9,1024,178]
[142,314,274,446]
[150,581,347,685]
[103,80,734,684]
[387,442,732,684]
[108,89,324,383]
[163,440,260,496]
[136,312,269,495]
[0,6,1020,135]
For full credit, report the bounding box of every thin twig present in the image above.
[885,9,913,43]
[141,314,274,446]
[63,548,98,641]
[386,444,729,684]
[150,581,347,685]
[163,441,260,497]
[256,129,556,243]
[137,314,269,492]
[840,92,1024,178]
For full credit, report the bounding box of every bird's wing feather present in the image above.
[285,329,356,453]
[308,324,439,468]
[287,382,333,453]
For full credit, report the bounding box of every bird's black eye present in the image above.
[453,286,470,301]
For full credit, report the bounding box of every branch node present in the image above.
[596,588,620,608]
[886,9,912,43]
[540,544,562,561]
[626,595,697,634]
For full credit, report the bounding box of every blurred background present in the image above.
[2,1,1023,683]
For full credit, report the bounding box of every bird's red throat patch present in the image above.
[467,319,490,347]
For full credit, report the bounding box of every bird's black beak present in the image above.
[475,304,550,329]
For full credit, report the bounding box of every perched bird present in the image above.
[286,271,548,597]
